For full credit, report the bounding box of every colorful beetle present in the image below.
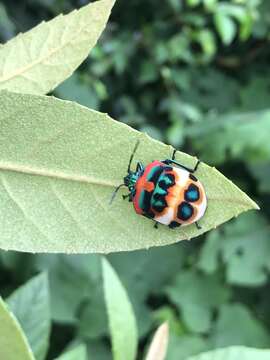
[110,141,207,229]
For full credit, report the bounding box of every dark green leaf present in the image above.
[209,304,270,348]
[7,273,50,360]
[166,271,230,333]
[198,213,270,286]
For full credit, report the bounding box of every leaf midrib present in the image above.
[0,161,117,187]
[0,161,255,209]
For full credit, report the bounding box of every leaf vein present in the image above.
[49,180,90,238]
[1,174,48,240]
[89,184,131,239]
[0,16,98,85]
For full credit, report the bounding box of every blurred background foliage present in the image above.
[1,0,270,359]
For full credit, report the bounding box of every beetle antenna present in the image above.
[109,184,125,205]
[128,140,140,173]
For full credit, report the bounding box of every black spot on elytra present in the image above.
[153,193,165,201]
[177,202,194,221]
[163,166,173,172]
[159,173,175,190]
[141,190,153,213]
[184,184,200,202]
[143,211,155,219]
[148,166,164,185]
[152,198,167,213]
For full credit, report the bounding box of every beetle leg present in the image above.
[122,194,132,202]
[195,221,202,230]
[154,222,159,229]
[172,149,177,160]
[136,162,144,172]
[192,160,201,173]
[162,158,201,173]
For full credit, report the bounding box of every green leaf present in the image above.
[108,246,186,300]
[166,270,230,333]
[0,0,115,95]
[240,76,270,111]
[187,346,270,360]
[77,263,108,339]
[56,73,100,110]
[35,254,101,324]
[187,0,201,7]
[0,3,15,39]
[249,162,270,193]
[203,0,217,11]
[198,213,270,286]
[187,110,270,165]
[87,340,112,360]
[0,91,258,253]
[194,29,216,61]
[209,304,270,348]
[6,273,50,360]
[108,244,187,337]
[78,297,108,340]
[102,258,138,360]
[55,344,87,360]
[167,335,208,360]
[0,250,34,277]
[153,306,185,337]
[0,297,35,360]
[197,231,220,274]
[214,12,237,45]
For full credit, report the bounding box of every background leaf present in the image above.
[6,273,50,360]
[0,0,115,95]
[0,297,35,360]
[35,254,100,324]
[0,91,258,253]
[108,244,187,337]
[209,304,270,348]
[187,346,270,360]
[167,335,208,360]
[187,111,270,165]
[165,270,230,333]
[102,258,138,360]
[198,213,270,286]
[55,344,87,360]
[214,11,236,45]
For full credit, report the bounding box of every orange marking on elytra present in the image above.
[144,181,155,192]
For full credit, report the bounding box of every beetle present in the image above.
[110,141,207,229]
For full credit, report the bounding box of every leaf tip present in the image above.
[247,197,260,211]
[254,202,260,211]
